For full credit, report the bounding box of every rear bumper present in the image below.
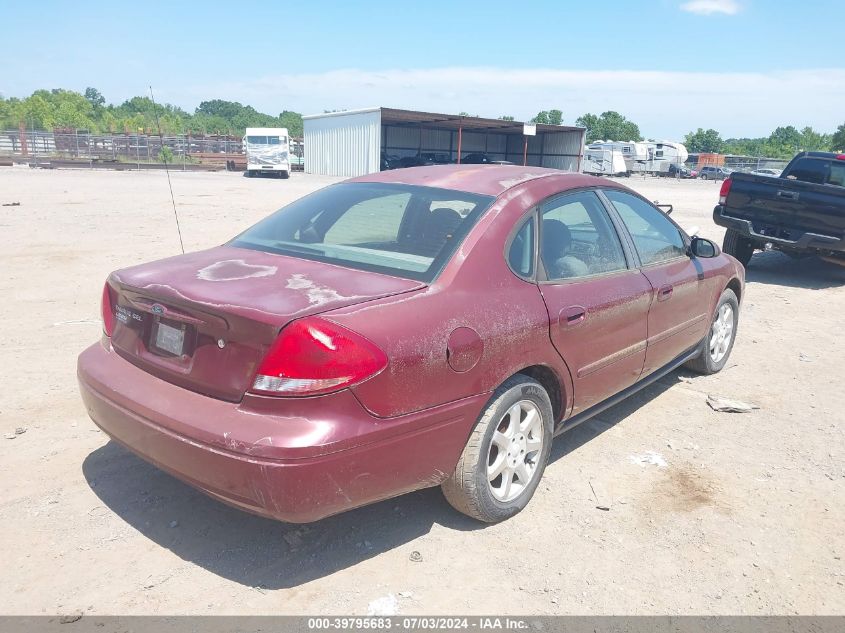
[247,163,289,171]
[78,342,487,523]
[713,206,845,254]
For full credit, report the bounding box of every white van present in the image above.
[244,127,290,178]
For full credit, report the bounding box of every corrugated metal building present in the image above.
[303,107,586,178]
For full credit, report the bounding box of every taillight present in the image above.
[836,154,845,161]
[250,317,388,397]
[101,282,115,337]
[718,177,732,205]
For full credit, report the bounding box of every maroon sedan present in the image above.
[78,165,744,523]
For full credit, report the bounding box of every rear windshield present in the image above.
[231,183,495,282]
[785,157,845,186]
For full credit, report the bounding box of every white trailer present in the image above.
[244,127,291,178]
[586,140,648,173]
[582,145,629,176]
[639,141,689,174]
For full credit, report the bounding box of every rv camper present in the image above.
[586,140,648,173]
[640,141,689,174]
[582,145,629,177]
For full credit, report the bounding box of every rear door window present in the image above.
[539,191,627,280]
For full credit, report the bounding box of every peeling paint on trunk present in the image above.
[286,273,347,305]
[197,259,277,282]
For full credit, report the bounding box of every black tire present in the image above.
[685,288,739,375]
[722,229,755,268]
[280,170,290,179]
[700,174,708,180]
[442,375,554,523]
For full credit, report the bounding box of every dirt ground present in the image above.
[1,167,843,616]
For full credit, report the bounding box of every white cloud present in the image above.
[680,0,741,15]
[182,67,845,139]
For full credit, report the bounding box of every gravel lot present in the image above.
[1,167,843,615]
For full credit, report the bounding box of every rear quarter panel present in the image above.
[326,175,599,419]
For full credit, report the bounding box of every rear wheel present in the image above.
[700,174,708,180]
[685,288,739,375]
[442,375,553,523]
[723,229,755,268]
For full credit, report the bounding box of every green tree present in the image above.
[21,93,56,129]
[532,111,550,124]
[158,146,174,163]
[799,126,830,152]
[498,115,515,121]
[197,99,245,120]
[278,110,303,137]
[831,123,845,152]
[767,125,803,157]
[532,110,564,125]
[84,87,105,110]
[575,111,642,143]
[574,113,599,137]
[723,137,766,156]
[684,128,724,153]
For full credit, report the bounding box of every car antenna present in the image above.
[149,85,185,255]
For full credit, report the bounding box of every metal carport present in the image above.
[303,107,586,178]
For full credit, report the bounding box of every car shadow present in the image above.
[82,370,687,589]
[82,442,482,590]
[548,371,680,465]
[745,251,845,290]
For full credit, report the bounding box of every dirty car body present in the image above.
[78,165,744,523]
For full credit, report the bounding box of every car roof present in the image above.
[348,165,612,197]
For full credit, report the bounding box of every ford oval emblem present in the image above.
[151,304,165,315]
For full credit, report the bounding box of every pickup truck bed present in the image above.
[713,152,845,267]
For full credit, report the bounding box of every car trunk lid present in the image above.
[107,245,424,402]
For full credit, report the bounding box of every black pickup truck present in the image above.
[713,151,845,267]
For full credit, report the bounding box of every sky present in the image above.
[2,0,843,139]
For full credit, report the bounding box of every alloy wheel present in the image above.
[487,400,544,502]
[710,303,735,363]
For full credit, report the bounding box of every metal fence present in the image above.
[689,153,790,174]
[721,157,790,173]
[0,129,244,163]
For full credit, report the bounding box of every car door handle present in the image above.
[560,305,587,326]
[658,285,674,301]
[776,190,799,200]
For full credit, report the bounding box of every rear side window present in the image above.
[232,183,494,282]
[508,216,535,277]
[828,162,845,186]
[786,158,827,184]
[604,190,687,266]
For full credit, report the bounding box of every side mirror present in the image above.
[690,236,720,258]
